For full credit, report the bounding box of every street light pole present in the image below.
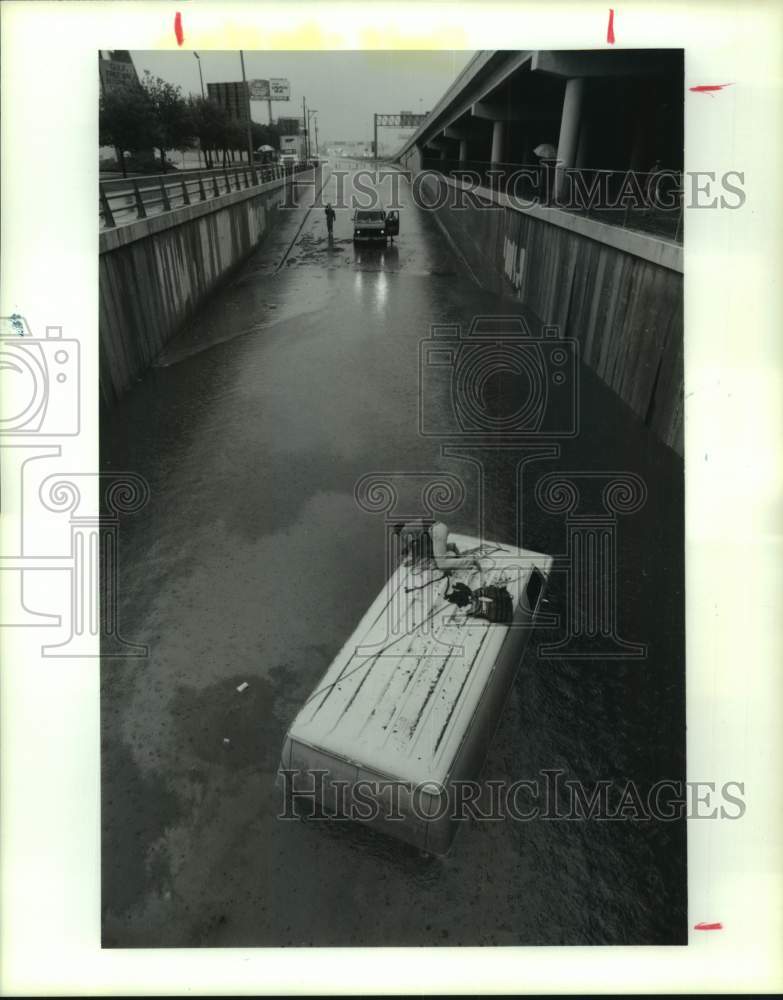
[239,50,256,175]
[193,52,207,168]
[193,51,205,98]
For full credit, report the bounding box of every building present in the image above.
[99,50,141,95]
[99,51,154,169]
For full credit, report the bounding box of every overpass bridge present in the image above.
[392,49,684,455]
[394,49,683,187]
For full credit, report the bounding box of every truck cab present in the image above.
[352,209,400,244]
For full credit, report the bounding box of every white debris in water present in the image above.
[236,682,249,693]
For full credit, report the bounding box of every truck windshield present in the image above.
[356,211,385,221]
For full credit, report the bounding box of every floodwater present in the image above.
[101,165,686,947]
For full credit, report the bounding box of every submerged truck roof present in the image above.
[285,535,551,787]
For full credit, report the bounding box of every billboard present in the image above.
[277,116,301,134]
[249,79,270,100]
[269,78,290,101]
[207,81,251,123]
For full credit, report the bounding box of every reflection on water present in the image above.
[353,243,400,271]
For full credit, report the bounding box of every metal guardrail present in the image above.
[422,159,684,243]
[99,161,317,230]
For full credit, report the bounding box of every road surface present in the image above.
[101,165,685,947]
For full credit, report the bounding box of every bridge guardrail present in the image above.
[99,161,317,230]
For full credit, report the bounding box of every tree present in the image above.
[141,71,196,168]
[225,122,247,164]
[99,82,155,178]
[251,122,280,152]
[189,96,236,169]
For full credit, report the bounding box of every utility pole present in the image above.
[306,109,319,159]
[373,112,378,160]
[302,96,309,160]
[239,50,256,175]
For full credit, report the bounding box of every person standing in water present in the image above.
[325,202,336,238]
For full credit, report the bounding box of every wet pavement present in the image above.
[101,165,686,947]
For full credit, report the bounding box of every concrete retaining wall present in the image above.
[99,172,302,407]
[400,157,683,455]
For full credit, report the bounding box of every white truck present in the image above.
[279,535,553,855]
[279,134,305,166]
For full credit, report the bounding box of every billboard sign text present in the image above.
[269,78,290,101]
[249,79,270,100]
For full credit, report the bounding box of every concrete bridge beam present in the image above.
[471,100,558,123]
[532,49,668,78]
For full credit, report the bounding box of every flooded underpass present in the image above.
[101,164,685,947]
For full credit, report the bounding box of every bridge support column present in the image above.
[491,120,505,165]
[556,77,585,198]
[458,138,468,163]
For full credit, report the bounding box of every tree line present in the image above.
[100,71,283,176]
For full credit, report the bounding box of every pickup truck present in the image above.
[352,209,399,244]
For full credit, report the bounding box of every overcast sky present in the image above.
[129,50,474,150]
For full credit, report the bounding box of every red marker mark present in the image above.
[607,8,616,44]
[689,83,733,95]
[694,921,723,930]
[174,11,184,46]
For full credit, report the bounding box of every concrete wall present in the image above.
[99,172,304,407]
[400,156,683,455]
